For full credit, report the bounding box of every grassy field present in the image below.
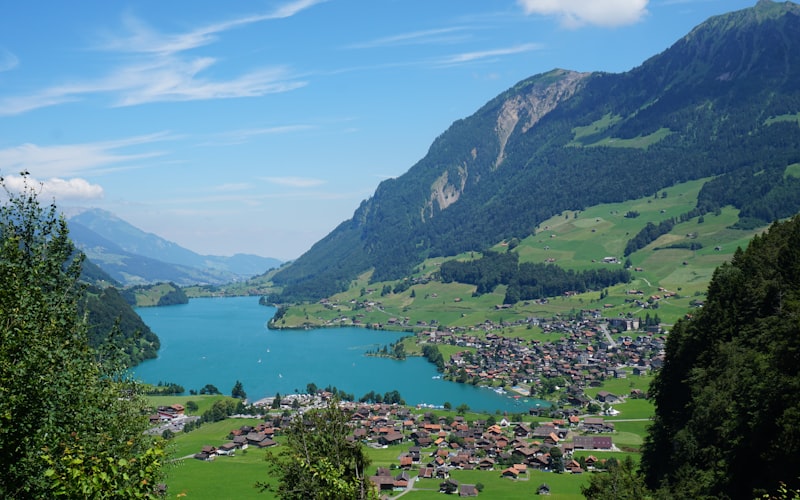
[273,176,769,331]
[165,447,275,499]
[161,367,657,499]
[147,394,230,417]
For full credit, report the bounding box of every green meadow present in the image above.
[275,176,768,331]
[160,371,656,499]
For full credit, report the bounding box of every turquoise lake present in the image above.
[132,296,545,413]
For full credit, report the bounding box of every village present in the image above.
[159,312,665,497]
[420,313,665,406]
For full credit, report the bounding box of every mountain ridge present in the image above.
[67,208,282,286]
[269,0,800,303]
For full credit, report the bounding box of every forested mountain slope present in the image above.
[78,256,161,367]
[641,215,800,498]
[270,0,800,303]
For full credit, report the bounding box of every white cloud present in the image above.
[437,43,543,66]
[2,174,103,201]
[517,0,649,28]
[0,133,170,178]
[0,92,78,116]
[262,176,326,188]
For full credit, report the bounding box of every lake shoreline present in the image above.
[134,296,548,413]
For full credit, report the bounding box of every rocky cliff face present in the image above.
[493,69,589,170]
[424,69,590,218]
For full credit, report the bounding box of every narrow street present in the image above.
[598,323,617,348]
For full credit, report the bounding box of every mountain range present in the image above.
[269,0,800,303]
[67,208,282,286]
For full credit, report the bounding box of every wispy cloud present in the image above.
[348,27,471,49]
[211,183,253,192]
[517,0,649,28]
[436,43,543,66]
[0,48,18,72]
[0,133,171,178]
[261,176,326,188]
[0,0,323,115]
[101,0,327,56]
[204,124,315,146]
[2,174,104,201]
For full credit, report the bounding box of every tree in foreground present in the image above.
[581,456,651,500]
[641,216,800,498]
[258,398,377,499]
[0,174,164,498]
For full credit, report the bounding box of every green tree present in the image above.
[456,403,470,415]
[581,456,651,500]
[642,216,800,498]
[259,399,377,499]
[231,380,247,399]
[200,383,221,395]
[0,174,164,498]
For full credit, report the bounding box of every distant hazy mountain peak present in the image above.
[66,208,282,286]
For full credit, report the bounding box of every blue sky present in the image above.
[0,0,760,260]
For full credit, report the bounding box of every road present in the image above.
[598,323,617,348]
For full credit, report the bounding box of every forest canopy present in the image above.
[641,215,800,498]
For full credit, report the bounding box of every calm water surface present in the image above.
[133,296,544,413]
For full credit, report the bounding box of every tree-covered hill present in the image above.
[269,0,800,303]
[76,253,162,367]
[78,285,161,367]
[641,215,800,498]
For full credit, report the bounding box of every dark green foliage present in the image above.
[269,2,800,303]
[145,381,185,395]
[657,241,702,251]
[79,257,119,285]
[231,380,247,399]
[697,147,800,226]
[422,344,445,372]
[624,219,676,256]
[199,384,221,395]
[0,175,163,498]
[259,399,376,499]
[440,251,519,294]
[440,480,458,494]
[157,283,188,305]
[438,250,629,302]
[641,216,800,498]
[119,282,188,306]
[358,389,403,405]
[79,285,160,366]
[581,456,651,500]
[505,262,630,303]
[322,384,354,402]
[200,398,243,423]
